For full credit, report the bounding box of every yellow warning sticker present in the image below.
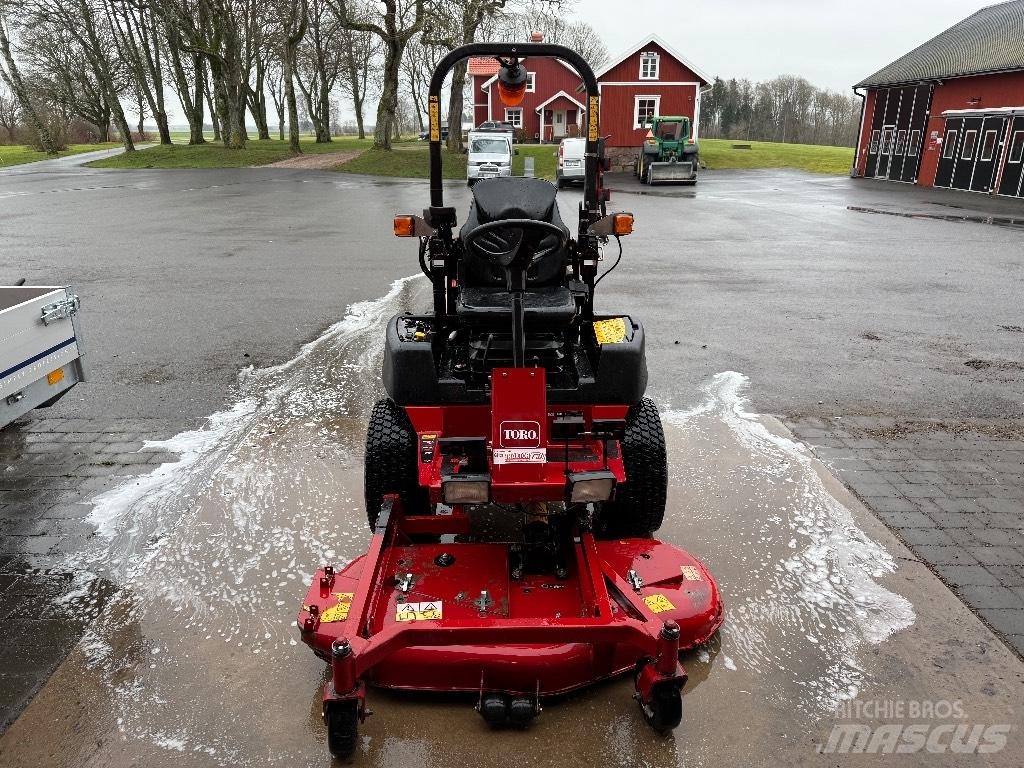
[429,96,440,142]
[395,601,443,622]
[593,317,627,344]
[320,592,355,623]
[588,96,600,141]
[680,566,702,581]
[643,594,675,614]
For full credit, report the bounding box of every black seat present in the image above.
[457,177,575,323]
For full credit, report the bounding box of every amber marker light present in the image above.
[613,213,634,236]
[393,215,415,237]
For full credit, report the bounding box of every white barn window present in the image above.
[639,52,659,80]
[526,72,535,92]
[634,96,659,129]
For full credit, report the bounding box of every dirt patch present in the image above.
[266,150,361,169]
[964,358,1024,372]
[860,332,882,341]
[998,324,1024,333]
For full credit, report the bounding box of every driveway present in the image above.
[0,165,1021,765]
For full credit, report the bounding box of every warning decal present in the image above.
[395,601,443,622]
[643,594,675,614]
[680,565,702,581]
[321,592,354,623]
[593,317,627,344]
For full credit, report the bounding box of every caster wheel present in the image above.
[326,700,359,760]
[641,683,682,734]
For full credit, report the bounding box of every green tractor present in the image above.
[635,116,699,185]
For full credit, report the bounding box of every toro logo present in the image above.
[499,420,541,448]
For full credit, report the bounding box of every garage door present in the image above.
[997,116,1024,198]
[950,117,984,190]
[968,116,1008,193]
[864,84,932,183]
[934,117,962,188]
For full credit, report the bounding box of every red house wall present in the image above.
[472,74,490,126]
[916,71,1024,186]
[599,84,698,147]
[855,89,878,176]
[479,59,583,138]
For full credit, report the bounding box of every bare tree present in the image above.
[266,58,286,139]
[0,80,18,141]
[165,17,206,144]
[335,1,379,140]
[0,3,60,152]
[269,0,307,152]
[295,0,341,143]
[106,0,172,144]
[330,0,425,150]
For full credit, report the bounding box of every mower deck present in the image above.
[299,501,723,710]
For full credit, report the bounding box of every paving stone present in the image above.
[935,565,1001,588]
[967,546,1022,567]
[988,566,1024,587]
[897,527,954,547]
[894,483,946,500]
[955,585,1024,610]
[862,496,922,514]
[912,545,978,566]
[978,609,1024,638]
[978,498,1023,515]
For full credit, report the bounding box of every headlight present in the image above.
[567,471,616,503]
[442,475,491,504]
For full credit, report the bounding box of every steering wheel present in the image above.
[463,218,569,271]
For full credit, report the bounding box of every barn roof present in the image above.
[856,0,1024,88]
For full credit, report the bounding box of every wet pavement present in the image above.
[1,165,1023,764]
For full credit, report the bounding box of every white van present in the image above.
[556,137,586,188]
[467,129,513,185]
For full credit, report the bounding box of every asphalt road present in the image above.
[1,159,1023,765]
[3,163,1022,430]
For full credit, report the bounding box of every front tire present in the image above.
[598,398,668,537]
[364,399,427,529]
[326,701,359,760]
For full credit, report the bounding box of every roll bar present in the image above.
[428,43,602,228]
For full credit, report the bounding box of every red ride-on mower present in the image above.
[298,42,723,760]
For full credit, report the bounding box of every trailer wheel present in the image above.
[326,701,359,760]
[599,398,668,537]
[364,398,428,529]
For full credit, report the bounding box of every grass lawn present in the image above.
[87,136,373,169]
[0,142,121,168]
[699,138,855,175]
[335,142,558,181]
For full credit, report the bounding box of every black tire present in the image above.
[364,399,427,529]
[326,700,359,760]
[642,683,682,734]
[599,398,667,537]
[556,174,566,189]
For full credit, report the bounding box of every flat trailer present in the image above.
[0,286,84,430]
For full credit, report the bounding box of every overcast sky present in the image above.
[579,0,988,92]
[151,0,992,128]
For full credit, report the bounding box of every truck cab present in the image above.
[467,128,514,186]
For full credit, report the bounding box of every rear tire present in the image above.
[598,398,668,537]
[364,399,427,529]
[326,701,359,760]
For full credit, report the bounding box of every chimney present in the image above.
[529,31,544,43]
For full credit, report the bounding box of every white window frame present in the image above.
[639,52,659,80]
[961,129,978,160]
[526,72,535,93]
[869,130,880,154]
[908,129,921,157]
[633,95,660,129]
[895,129,907,155]
[942,130,957,159]
[1009,131,1024,163]
[504,108,523,128]
[979,129,998,162]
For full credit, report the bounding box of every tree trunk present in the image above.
[0,21,58,153]
[317,80,331,142]
[284,56,301,153]
[206,81,221,142]
[373,42,402,150]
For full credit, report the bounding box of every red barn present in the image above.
[469,34,711,162]
[853,0,1024,198]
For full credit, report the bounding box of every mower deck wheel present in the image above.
[641,683,683,734]
[326,700,359,759]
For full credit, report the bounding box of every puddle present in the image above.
[25,284,926,767]
[847,205,1024,230]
